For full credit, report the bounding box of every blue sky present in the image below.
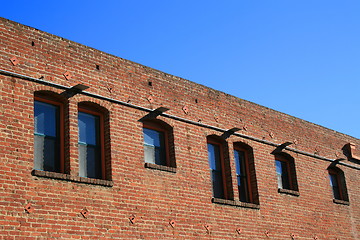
[2,1,359,138]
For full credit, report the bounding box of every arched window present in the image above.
[207,135,232,200]
[78,102,109,180]
[34,92,65,173]
[142,120,175,168]
[274,153,298,192]
[328,167,349,202]
[233,142,259,204]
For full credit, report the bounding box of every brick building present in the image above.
[0,17,359,239]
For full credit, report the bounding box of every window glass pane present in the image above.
[207,143,221,170]
[34,100,60,172]
[234,150,240,174]
[239,176,249,202]
[275,160,283,188]
[43,136,58,171]
[78,143,87,177]
[281,161,288,177]
[143,128,162,147]
[143,127,166,165]
[276,160,290,189]
[154,147,164,165]
[78,143,101,179]
[234,150,246,176]
[34,101,58,137]
[235,149,249,202]
[78,111,101,179]
[329,174,338,187]
[277,174,283,189]
[144,145,156,164]
[276,160,289,189]
[85,145,101,179]
[78,112,99,145]
[207,143,216,170]
[212,170,225,199]
[281,161,290,189]
[329,173,341,199]
[275,160,282,175]
[34,135,45,170]
[207,142,224,199]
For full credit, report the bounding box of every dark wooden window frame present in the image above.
[143,121,170,167]
[274,153,300,196]
[34,96,65,173]
[275,155,293,190]
[328,167,349,203]
[207,137,229,200]
[234,146,253,203]
[78,107,106,180]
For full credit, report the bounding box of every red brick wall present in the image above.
[0,17,359,239]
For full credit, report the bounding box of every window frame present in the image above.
[34,96,65,173]
[234,146,253,203]
[207,137,228,200]
[78,107,106,180]
[143,121,170,167]
[329,169,342,200]
[328,167,348,202]
[275,156,293,190]
[274,153,299,194]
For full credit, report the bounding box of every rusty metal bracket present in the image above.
[222,127,241,139]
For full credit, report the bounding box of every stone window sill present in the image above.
[211,198,260,209]
[278,188,300,196]
[144,163,176,173]
[31,169,113,187]
[333,199,350,205]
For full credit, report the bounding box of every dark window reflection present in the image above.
[34,100,60,172]
[78,112,101,179]
[207,143,225,199]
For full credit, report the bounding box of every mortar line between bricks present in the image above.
[1,68,359,170]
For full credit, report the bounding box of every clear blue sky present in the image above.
[2,1,359,138]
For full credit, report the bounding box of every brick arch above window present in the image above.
[32,85,64,94]
[74,96,113,111]
[35,90,68,103]
[78,101,109,113]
